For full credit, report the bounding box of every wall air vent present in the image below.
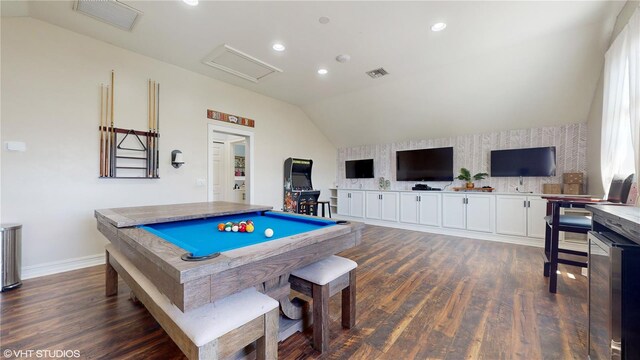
[73,0,142,31]
[203,44,283,83]
[366,67,389,79]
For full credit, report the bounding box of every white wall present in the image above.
[1,18,336,276]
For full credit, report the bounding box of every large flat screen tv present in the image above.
[396,147,454,181]
[490,146,556,177]
[346,159,374,179]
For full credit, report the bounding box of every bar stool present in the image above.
[289,255,356,353]
[316,201,331,218]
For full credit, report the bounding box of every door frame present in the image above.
[207,123,255,203]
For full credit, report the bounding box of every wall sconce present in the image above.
[171,150,185,168]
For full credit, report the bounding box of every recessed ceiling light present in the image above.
[317,68,328,75]
[431,22,447,32]
[336,54,351,63]
[272,43,285,52]
[183,0,198,6]
[319,16,330,24]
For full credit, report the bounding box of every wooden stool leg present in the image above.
[342,270,356,329]
[312,283,330,353]
[256,308,279,360]
[549,203,560,293]
[543,222,551,277]
[327,204,331,219]
[105,250,118,297]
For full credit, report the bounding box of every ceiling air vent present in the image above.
[366,67,389,79]
[203,44,283,83]
[73,0,142,31]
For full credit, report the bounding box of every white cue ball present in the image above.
[264,228,274,238]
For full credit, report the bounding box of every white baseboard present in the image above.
[22,253,105,280]
[334,215,588,252]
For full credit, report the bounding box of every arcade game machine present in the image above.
[283,158,320,215]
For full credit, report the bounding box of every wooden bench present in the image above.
[289,255,357,353]
[105,244,279,360]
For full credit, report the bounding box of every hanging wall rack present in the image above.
[98,71,160,179]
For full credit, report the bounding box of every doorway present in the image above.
[208,124,254,204]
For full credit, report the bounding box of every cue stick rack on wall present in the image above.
[98,71,160,179]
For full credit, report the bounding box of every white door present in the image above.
[366,192,382,219]
[211,142,225,201]
[337,190,350,216]
[350,191,366,218]
[466,194,494,233]
[442,194,467,229]
[381,192,399,222]
[496,195,527,237]
[418,193,441,227]
[399,193,419,224]
[527,197,548,239]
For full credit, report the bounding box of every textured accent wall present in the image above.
[336,123,588,193]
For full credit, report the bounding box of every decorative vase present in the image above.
[466,182,475,189]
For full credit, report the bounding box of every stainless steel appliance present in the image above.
[588,231,640,359]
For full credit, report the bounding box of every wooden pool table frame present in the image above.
[95,201,364,313]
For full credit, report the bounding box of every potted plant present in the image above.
[457,168,489,189]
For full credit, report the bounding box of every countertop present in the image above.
[586,204,640,244]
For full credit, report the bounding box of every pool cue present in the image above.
[155,82,160,177]
[147,79,152,177]
[99,84,105,177]
[105,85,111,177]
[110,70,115,177]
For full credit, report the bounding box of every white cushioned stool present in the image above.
[289,255,357,353]
[105,244,279,360]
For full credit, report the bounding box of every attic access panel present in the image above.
[73,0,142,31]
[203,44,283,83]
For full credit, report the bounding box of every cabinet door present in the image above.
[527,197,547,239]
[365,192,381,219]
[350,191,365,218]
[418,193,441,227]
[466,194,494,233]
[399,193,419,224]
[381,192,399,222]
[495,195,527,237]
[442,194,466,229]
[337,190,350,216]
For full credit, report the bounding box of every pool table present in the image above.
[95,202,364,314]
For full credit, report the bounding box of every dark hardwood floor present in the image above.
[0,225,588,359]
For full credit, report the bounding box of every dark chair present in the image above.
[543,174,634,293]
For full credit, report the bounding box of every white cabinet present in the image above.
[442,193,494,233]
[400,192,441,226]
[495,195,546,239]
[527,197,547,239]
[366,192,399,221]
[337,190,365,218]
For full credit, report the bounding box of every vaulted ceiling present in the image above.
[2,1,625,147]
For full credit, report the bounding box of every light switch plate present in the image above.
[6,141,26,152]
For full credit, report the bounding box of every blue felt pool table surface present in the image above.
[139,211,337,256]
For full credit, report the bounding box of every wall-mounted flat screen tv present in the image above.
[490,146,556,177]
[396,147,454,181]
[345,159,374,179]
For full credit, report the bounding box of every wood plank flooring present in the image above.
[0,225,588,359]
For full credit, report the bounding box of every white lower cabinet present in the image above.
[337,190,365,218]
[366,192,399,221]
[495,195,547,239]
[400,192,441,226]
[442,193,494,233]
[338,189,547,242]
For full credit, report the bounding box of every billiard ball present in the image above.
[246,224,255,233]
[247,220,253,225]
[232,224,239,232]
[239,223,246,232]
[224,224,232,232]
[264,228,274,238]
[217,223,225,232]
